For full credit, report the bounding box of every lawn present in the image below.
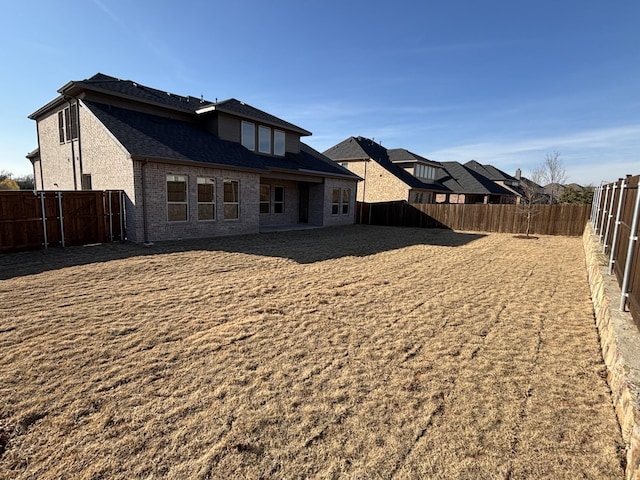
[0,225,624,479]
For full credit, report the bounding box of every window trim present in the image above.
[274,130,285,156]
[341,188,351,215]
[260,184,270,214]
[331,188,340,215]
[197,177,216,221]
[241,121,255,151]
[273,185,284,214]
[166,174,188,222]
[258,125,271,154]
[223,179,240,220]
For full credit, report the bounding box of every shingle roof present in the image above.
[324,137,449,192]
[72,73,214,112]
[464,160,517,182]
[388,148,441,167]
[436,162,515,195]
[211,99,311,136]
[84,101,356,178]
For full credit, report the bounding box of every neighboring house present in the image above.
[28,73,359,242]
[464,160,523,201]
[435,161,517,204]
[323,136,449,204]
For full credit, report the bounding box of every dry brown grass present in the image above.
[0,225,624,479]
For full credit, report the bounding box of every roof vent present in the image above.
[200,95,204,103]
[132,82,138,87]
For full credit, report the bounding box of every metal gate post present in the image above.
[57,191,65,248]
[108,190,113,242]
[608,180,626,275]
[620,184,640,310]
[603,183,617,253]
[599,184,610,242]
[119,191,125,241]
[39,191,48,249]
[592,184,602,233]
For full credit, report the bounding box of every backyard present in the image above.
[0,225,624,479]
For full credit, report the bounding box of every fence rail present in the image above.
[0,190,125,253]
[591,175,640,330]
[356,201,591,236]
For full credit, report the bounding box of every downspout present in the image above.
[75,100,84,186]
[141,159,150,244]
[35,121,44,190]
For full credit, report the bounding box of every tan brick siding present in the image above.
[135,162,260,242]
[37,108,78,190]
[342,160,409,202]
[322,178,357,227]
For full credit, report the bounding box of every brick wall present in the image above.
[259,179,302,227]
[136,162,260,242]
[322,178,357,227]
[342,160,409,202]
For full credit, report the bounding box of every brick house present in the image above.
[323,136,449,203]
[435,161,519,204]
[28,74,359,242]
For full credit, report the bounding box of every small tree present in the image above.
[540,151,567,204]
[518,168,546,237]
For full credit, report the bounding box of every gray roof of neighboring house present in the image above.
[464,160,517,182]
[436,162,515,195]
[84,101,355,178]
[388,148,441,167]
[323,136,449,192]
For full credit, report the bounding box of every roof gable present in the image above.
[207,99,311,136]
[324,137,449,192]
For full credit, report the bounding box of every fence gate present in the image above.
[0,190,125,253]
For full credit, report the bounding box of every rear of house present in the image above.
[28,74,359,243]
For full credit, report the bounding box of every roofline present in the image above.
[208,104,312,136]
[130,155,268,174]
[28,95,68,119]
[59,81,208,115]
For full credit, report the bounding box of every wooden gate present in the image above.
[0,190,125,253]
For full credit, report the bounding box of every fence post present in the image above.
[57,191,65,248]
[592,184,602,233]
[603,183,617,253]
[620,183,640,311]
[108,190,113,242]
[609,180,626,275]
[39,191,48,249]
[599,184,610,242]
[120,191,125,241]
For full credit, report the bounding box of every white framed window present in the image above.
[224,179,240,219]
[197,177,215,221]
[258,125,271,154]
[341,188,351,215]
[274,130,285,156]
[167,174,188,222]
[274,186,284,214]
[241,121,255,151]
[331,188,340,215]
[260,184,270,214]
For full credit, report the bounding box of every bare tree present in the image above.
[518,168,546,237]
[540,151,567,204]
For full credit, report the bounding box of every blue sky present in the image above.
[1,0,638,185]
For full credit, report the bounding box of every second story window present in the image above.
[258,125,271,154]
[274,130,285,156]
[58,104,79,143]
[241,121,255,151]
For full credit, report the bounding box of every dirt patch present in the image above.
[0,225,624,478]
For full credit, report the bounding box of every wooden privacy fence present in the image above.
[591,174,640,330]
[0,190,125,253]
[356,201,591,236]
